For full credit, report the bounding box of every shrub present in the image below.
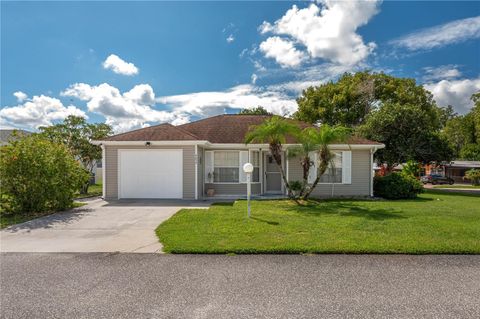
[374,172,424,199]
[465,169,480,186]
[0,135,89,214]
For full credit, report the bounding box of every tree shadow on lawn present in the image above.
[286,201,407,221]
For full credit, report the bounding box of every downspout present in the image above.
[101,144,106,200]
[195,144,198,200]
[370,147,378,197]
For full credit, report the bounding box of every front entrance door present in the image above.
[264,153,282,193]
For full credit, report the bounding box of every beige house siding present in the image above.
[288,149,371,197]
[104,145,196,200]
[204,183,262,196]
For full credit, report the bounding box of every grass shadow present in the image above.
[250,216,280,226]
[286,201,407,221]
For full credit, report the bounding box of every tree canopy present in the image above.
[442,93,480,160]
[238,106,272,115]
[295,71,442,128]
[39,115,112,193]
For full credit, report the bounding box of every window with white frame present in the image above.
[213,151,239,183]
[251,151,260,182]
[319,152,342,183]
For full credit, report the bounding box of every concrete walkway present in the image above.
[0,198,210,253]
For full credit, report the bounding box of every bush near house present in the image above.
[0,135,89,214]
[374,173,424,199]
[465,169,480,186]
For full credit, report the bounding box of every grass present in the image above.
[156,191,480,254]
[433,184,480,189]
[0,202,86,229]
[75,183,102,199]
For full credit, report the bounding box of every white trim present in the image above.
[101,145,106,199]
[194,145,198,200]
[92,140,209,146]
[93,140,385,150]
[204,143,385,150]
[341,151,352,184]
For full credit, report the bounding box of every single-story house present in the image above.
[445,161,480,183]
[93,115,384,200]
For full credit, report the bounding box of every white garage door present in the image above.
[119,149,183,199]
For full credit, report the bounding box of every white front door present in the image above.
[118,149,183,199]
[264,153,282,193]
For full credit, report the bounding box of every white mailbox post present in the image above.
[243,162,254,218]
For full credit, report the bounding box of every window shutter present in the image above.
[342,151,352,184]
[239,151,249,183]
[205,151,214,183]
[307,151,317,184]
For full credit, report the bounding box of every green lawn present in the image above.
[156,191,480,254]
[0,202,86,229]
[433,185,480,189]
[75,183,102,199]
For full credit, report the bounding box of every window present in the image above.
[251,151,260,182]
[213,151,239,183]
[319,152,342,183]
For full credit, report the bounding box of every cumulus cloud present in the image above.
[226,34,235,43]
[0,95,86,130]
[259,1,380,67]
[102,54,139,76]
[424,77,480,114]
[62,83,175,132]
[157,84,297,118]
[259,37,307,68]
[13,91,28,102]
[251,73,258,84]
[390,16,480,51]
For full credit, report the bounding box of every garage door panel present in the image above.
[119,150,183,199]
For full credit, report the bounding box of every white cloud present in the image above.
[0,95,86,130]
[226,34,235,43]
[424,77,480,114]
[13,91,28,103]
[391,16,480,51]
[251,73,258,84]
[102,54,139,76]
[62,83,179,132]
[259,36,306,68]
[422,65,462,82]
[259,1,380,67]
[157,84,297,118]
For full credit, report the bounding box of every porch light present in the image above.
[243,163,254,218]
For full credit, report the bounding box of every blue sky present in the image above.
[1,1,479,132]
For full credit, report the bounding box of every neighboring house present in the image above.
[92,115,384,200]
[445,161,480,183]
[0,129,31,146]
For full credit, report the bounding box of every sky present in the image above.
[1,0,480,133]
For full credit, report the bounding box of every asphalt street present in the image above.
[1,253,479,319]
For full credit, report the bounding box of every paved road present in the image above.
[0,199,209,253]
[1,254,479,319]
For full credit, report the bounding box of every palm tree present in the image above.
[303,125,351,200]
[245,116,300,197]
[287,127,320,198]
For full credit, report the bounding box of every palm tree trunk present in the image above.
[303,162,328,200]
[299,156,310,198]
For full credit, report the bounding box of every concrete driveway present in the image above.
[0,198,209,253]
